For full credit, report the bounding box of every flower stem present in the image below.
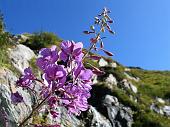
[18,93,51,127]
[83,43,95,60]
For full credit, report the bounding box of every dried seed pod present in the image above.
[90,38,97,43]
[100,41,104,48]
[101,48,114,56]
[109,30,115,34]
[83,31,90,34]
[89,55,101,60]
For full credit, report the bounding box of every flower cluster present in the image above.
[13,40,93,126]
[11,7,114,127]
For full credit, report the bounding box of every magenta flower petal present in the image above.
[11,91,23,104]
[50,110,59,118]
[17,68,35,87]
[37,46,59,71]
[60,41,84,62]
[79,69,93,81]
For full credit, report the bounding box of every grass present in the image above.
[21,32,62,52]
[130,69,170,99]
[90,58,170,127]
[29,57,40,76]
[0,32,20,75]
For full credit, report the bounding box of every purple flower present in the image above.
[43,64,66,88]
[48,96,57,108]
[17,68,35,87]
[36,45,58,71]
[62,84,90,115]
[74,63,93,90]
[50,110,59,118]
[11,91,23,104]
[60,41,84,62]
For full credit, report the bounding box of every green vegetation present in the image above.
[0,12,169,127]
[0,14,20,75]
[0,12,4,33]
[130,69,170,99]
[90,60,170,127]
[29,57,40,76]
[22,32,62,51]
[0,32,20,75]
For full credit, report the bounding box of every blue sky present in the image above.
[1,0,170,70]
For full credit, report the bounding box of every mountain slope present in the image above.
[0,31,170,127]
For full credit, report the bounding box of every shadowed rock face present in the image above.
[103,95,133,127]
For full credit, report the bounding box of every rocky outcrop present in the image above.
[163,106,170,117]
[0,68,33,127]
[124,72,140,82]
[1,42,169,127]
[105,74,117,89]
[110,62,117,68]
[0,67,83,127]
[120,79,138,93]
[87,106,112,127]
[103,95,133,127]
[8,44,36,73]
[150,103,164,115]
[99,58,108,67]
[150,103,170,117]
[57,106,82,127]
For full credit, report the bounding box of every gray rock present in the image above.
[0,68,33,127]
[99,58,108,67]
[110,62,117,68]
[92,74,98,84]
[124,68,131,72]
[88,106,112,127]
[156,97,165,104]
[56,106,82,127]
[8,44,36,73]
[150,103,170,117]
[150,103,164,115]
[60,108,82,127]
[103,95,133,127]
[121,79,138,93]
[124,72,140,82]
[105,74,117,89]
[163,106,170,117]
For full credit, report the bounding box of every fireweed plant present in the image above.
[11,8,114,127]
